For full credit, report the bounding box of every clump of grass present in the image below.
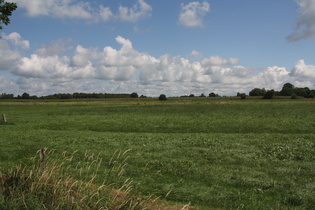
[0,149,191,209]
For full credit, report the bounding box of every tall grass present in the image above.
[0,149,192,209]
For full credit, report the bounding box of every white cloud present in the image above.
[0,39,22,70]
[117,0,152,22]
[98,66,136,81]
[15,54,67,78]
[115,36,133,49]
[288,0,315,41]
[99,5,113,22]
[179,1,210,27]
[71,45,100,67]
[2,33,315,97]
[13,0,93,19]
[54,1,93,19]
[12,0,152,23]
[15,54,95,80]
[190,50,202,57]
[36,39,72,56]
[256,66,291,90]
[290,59,315,80]
[0,76,19,94]
[2,32,30,49]
[201,56,239,66]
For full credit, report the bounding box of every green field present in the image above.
[1,97,314,209]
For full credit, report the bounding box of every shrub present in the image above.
[262,90,274,99]
[159,94,167,100]
[209,92,217,97]
[239,93,246,99]
[130,92,138,98]
[249,88,266,96]
[291,94,298,99]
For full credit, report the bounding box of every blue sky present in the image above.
[1,0,315,97]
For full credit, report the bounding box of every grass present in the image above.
[0,97,315,209]
[0,149,133,209]
[0,148,191,209]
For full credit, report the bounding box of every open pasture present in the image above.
[1,97,314,209]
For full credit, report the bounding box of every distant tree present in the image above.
[139,95,147,98]
[189,94,195,97]
[280,83,294,96]
[58,93,72,99]
[209,92,218,97]
[262,90,274,99]
[249,88,266,96]
[21,92,30,99]
[0,93,14,99]
[294,87,312,98]
[30,95,38,99]
[200,93,206,97]
[239,93,246,99]
[159,94,167,101]
[294,88,305,97]
[303,87,312,98]
[0,0,17,30]
[130,92,138,98]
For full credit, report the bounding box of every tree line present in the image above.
[1,83,314,100]
[244,83,315,99]
[0,92,147,100]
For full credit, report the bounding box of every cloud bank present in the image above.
[1,32,315,96]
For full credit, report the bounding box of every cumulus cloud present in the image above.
[115,36,133,49]
[99,5,113,22]
[0,76,19,94]
[257,66,291,89]
[190,50,202,57]
[0,39,22,70]
[2,32,30,49]
[201,56,239,66]
[13,0,93,19]
[71,45,100,67]
[13,0,152,23]
[17,54,96,80]
[179,1,210,27]
[117,0,152,22]
[0,32,27,71]
[287,0,315,41]
[15,54,69,78]
[2,33,315,96]
[36,39,72,56]
[290,59,315,80]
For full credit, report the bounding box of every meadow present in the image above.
[0,97,314,209]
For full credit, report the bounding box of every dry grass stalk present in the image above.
[0,148,196,209]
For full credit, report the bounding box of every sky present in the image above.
[0,0,315,97]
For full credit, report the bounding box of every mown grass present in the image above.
[0,97,314,209]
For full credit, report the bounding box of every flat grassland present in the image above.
[0,97,314,209]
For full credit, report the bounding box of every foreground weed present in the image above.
[0,149,143,209]
[0,149,193,209]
